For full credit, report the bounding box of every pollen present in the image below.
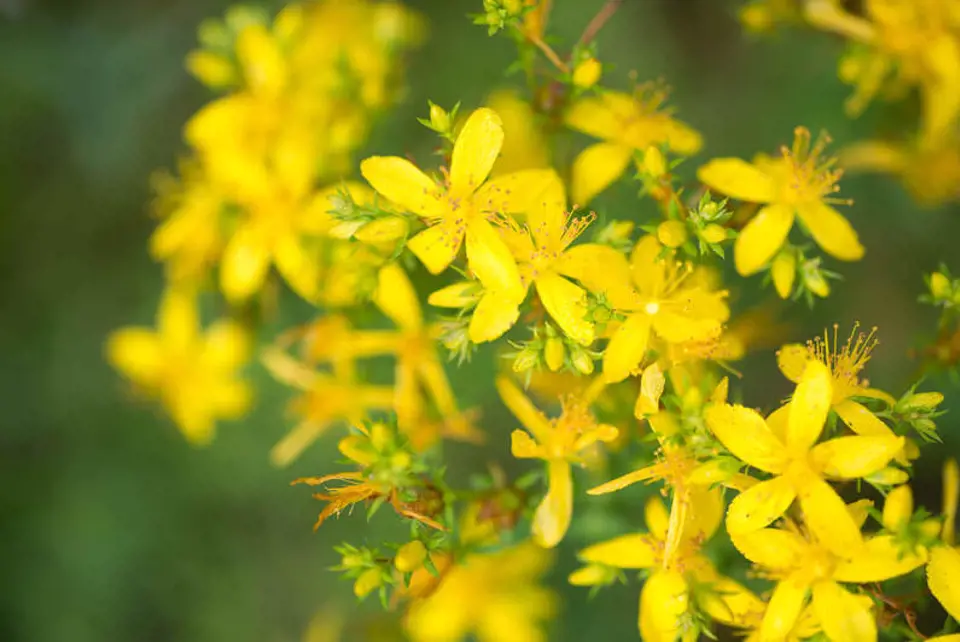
[780,127,849,205]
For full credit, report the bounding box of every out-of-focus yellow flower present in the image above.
[840,136,960,206]
[361,108,558,343]
[698,127,863,276]
[571,57,601,89]
[263,345,395,467]
[705,361,903,554]
[107,287,251,444]
[805,0,960,143]
[404,544,556,642]
[487,90,550,176]
[598,235,729,383]
[372,263,481,448]
[732,512,926,641]
[929,458,960,623]
[497,376,617,547]
[565,86,702,205]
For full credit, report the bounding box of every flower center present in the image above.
[806,322,878,402]
[777,127,847,206]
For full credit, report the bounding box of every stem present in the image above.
[527,33,569,73]
[575,0,624,52]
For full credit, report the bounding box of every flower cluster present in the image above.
[108,1,960,641]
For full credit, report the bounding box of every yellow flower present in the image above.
[840,136,960,207]
[806,0,960,143]
[565,87,702,205]
[599,235,729,383]
[486,90,551,175]
[571,496,740,642]
[704,361,904,555]
[360,107,558,343]
[497,376,617,547]
[698,127,864,276]
[571,57,602,89]
[372,263,481,448]
[776,325,902,446]
[107,287,251,445]
[731,514,926,641]
[263,345,395,467]
[929,458,960,623]
[404,544,556,642]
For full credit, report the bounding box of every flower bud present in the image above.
[866,467,909,486]
[901,391,944,411]
[882,484,913,531]
[930,271,951,299]
[353,568,383,598]
[572,57,602,89]
[395,541,428,572]
[802,262,830,298]
[428,102,451,134]
[701,223,727,245]
[369,422,392,452]
[657,220,688,248]
[643,146,667,178]
[186,51,237,88]
[771,251,797,299]
[569,564,616,586]
[544,336,565,372]
[512,347,540,373]
[570,346,594,375]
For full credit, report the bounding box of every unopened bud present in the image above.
[657,220,688,248]
[544,336,565,372]
[802,262,830,298]
[643,146,667,178]
[902,391,944,411]
[395,541,428,572]
[701,223,727,244]
[369,422,392,452]
[512,347,540,373]
[882,484,913,531]
[930,272,951,299]
[570,346,594,375]
[572,57,602,89]
[186,51,236,88]
[771,251,797,299]
[353,568,383,598]
[428,102,451,134]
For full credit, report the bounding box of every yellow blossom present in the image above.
[704,360,904,555]
[107,287,251,445]
[598,235,729,383]
[497,376,617,547]
[486,89,551,175]
[732,513,926,641]
[404,544,556,642]
[929,458,960,622]
[840,136,960,206]
[361,107,558,342]
[565,87,702,204]
[698,127,864,276]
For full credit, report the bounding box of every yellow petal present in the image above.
[629,234,665,295]
[645,496,670,541]
[557,243,636,307]
[588,466,658,495]
[697,158,776,203]
[797,475,864,556]
[465,218,523,299]
[734,202,795,276]
[158,287,199,350]
[833,535,927,583]
[730,528,805,570]
[635,362,665,418]
[406,221,463,275]
[468,290,521,343]
[759,576,810,642]
[235,23,286,96]
[450,107,503,196]
[771,251,796,298]
[426,281,479,308]
[698,576,765,628]
[220,224,271,302]
[811,580,876,642]
[511,429,544,459]
[944,459,959,545]
[564,93,622,141]
[496,375,552,442]
[578,533,658,569]
[210,380,252,420]
[570,142,633,205]
[360,156,446,218]
[834,398,894,437]
[106,329,163,386]
[473,168,562,218]
[703,404,787,473]
[726,475,797,534]
[202,320,250,369]
[374,263,422,331]
[532,459,573,548]
[776,343,810,383]
[810,434,904,479]
[929,546,960,621]
[786,360,832,451]
[535,273,593,345]
[602,313,651,383]
[273,235,320,302]
[639,570,690,642]
[656,117,703,155]
[796,200,864,262]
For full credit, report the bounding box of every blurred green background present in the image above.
[3,1,959,641]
